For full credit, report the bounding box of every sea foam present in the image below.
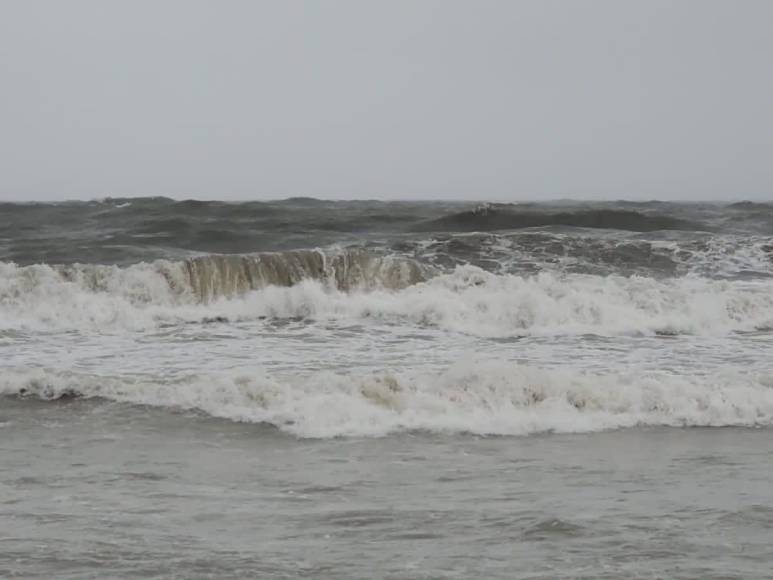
[3,361,773,438]
[2,257,773,336]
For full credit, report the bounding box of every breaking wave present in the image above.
[2,251,773,335]
[3,361,773,438]
[0,248,429,329]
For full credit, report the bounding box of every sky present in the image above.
[1,0,772,202]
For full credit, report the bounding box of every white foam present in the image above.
[651,236,773,278]
[2,261,773,336]
[0,260,187,331]
[3,361,773,438]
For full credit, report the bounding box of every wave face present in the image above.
[182,248,428,301]
[3,363,773,438]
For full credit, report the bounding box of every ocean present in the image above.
[1,198,772,578]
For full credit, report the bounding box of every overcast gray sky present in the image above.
[1,0,772,201]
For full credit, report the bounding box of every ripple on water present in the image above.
[521,518,585,540]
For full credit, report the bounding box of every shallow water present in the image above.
[1,400,771,579]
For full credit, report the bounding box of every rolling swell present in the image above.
[395,231,773,278]
[419,205,699,232]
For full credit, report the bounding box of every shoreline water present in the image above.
[2,398,771,579]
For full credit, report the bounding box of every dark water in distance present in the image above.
[1,197,772,578]
[2,197,772,265]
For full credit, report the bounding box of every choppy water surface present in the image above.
[2,198,773,578]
